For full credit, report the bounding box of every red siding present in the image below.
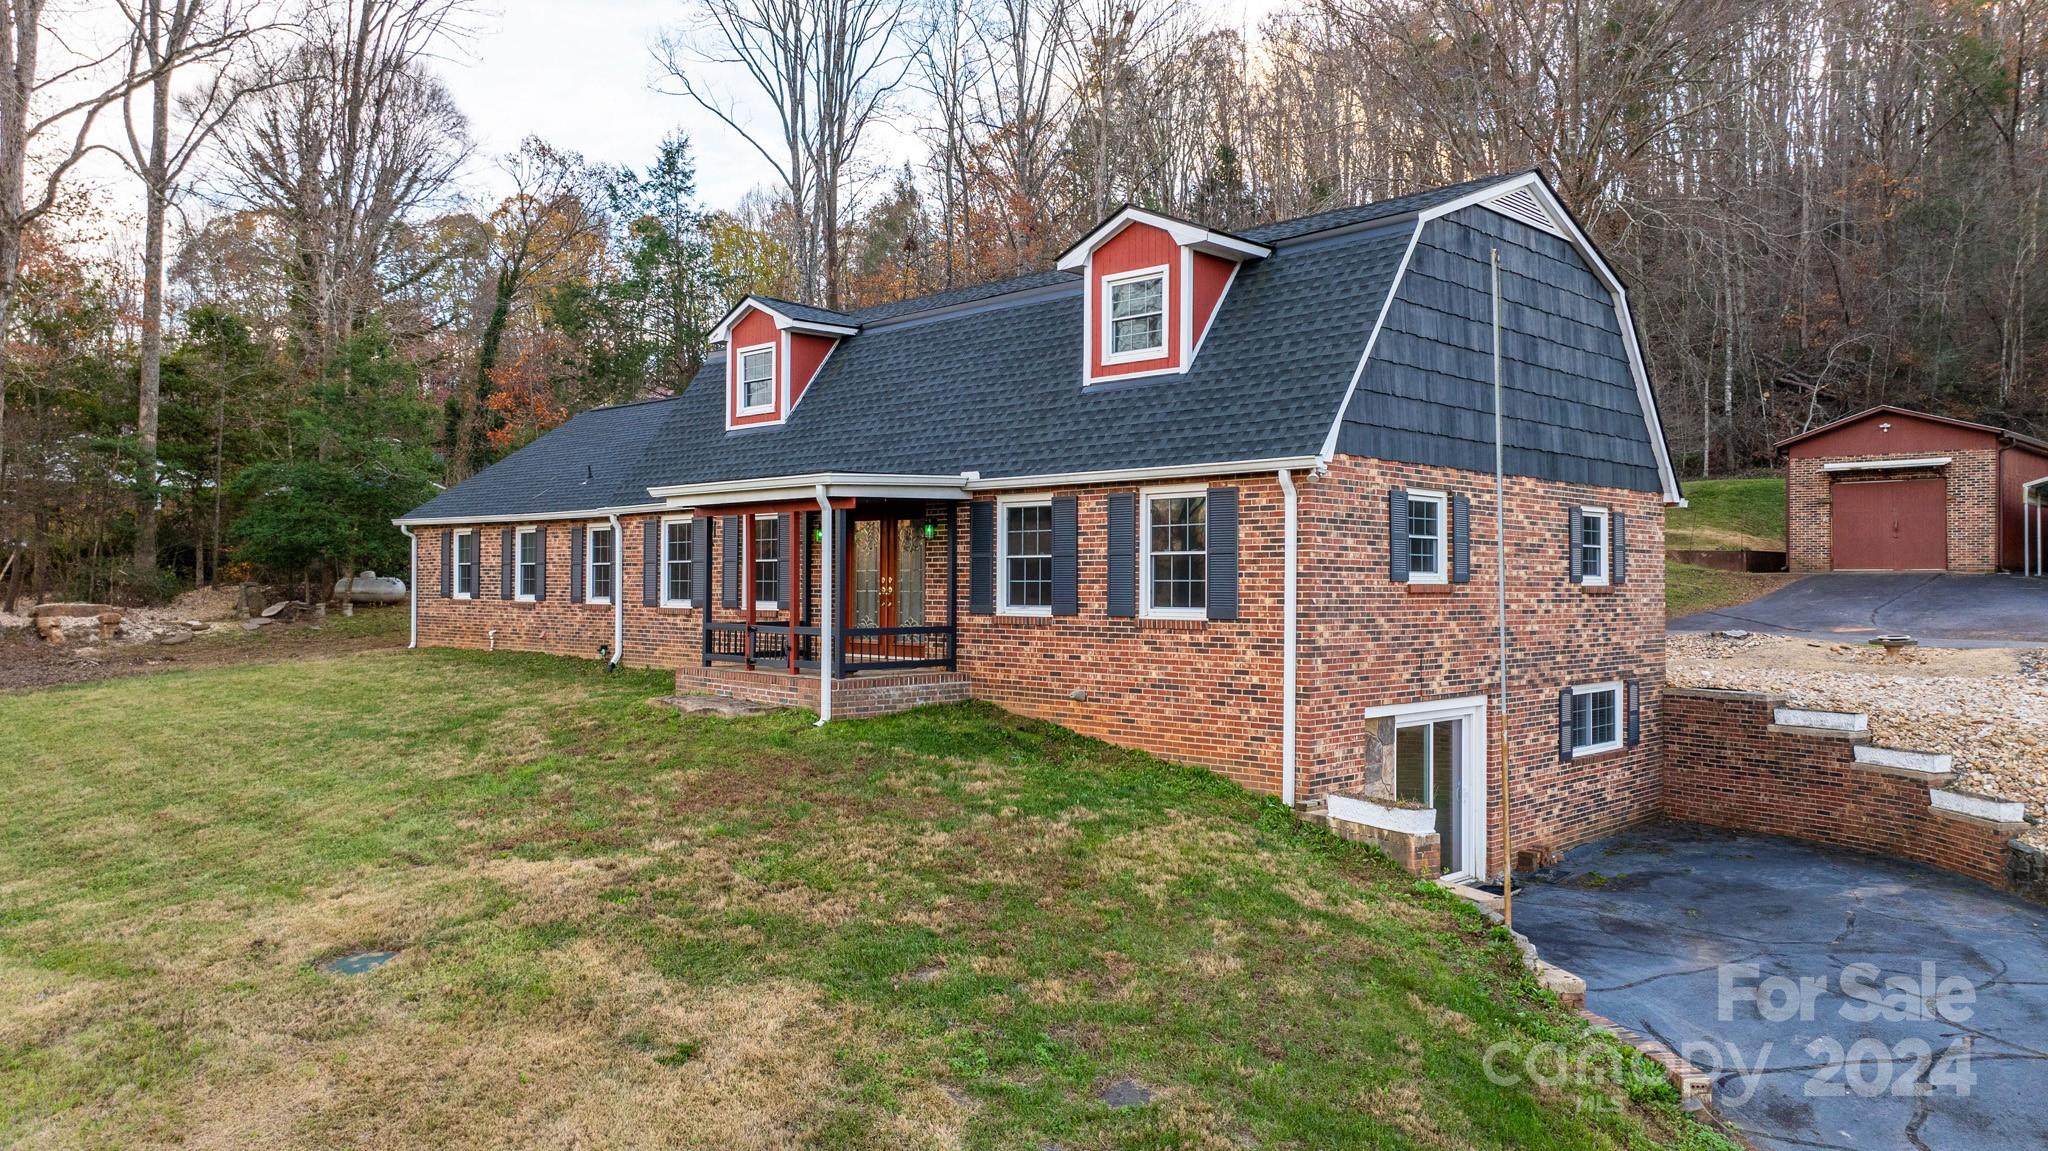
[1785,410,1998,458]
[788,332,836,406]
[1191,252,1234,346]
[727,307,783,427]
[1089,221,1183,379]
[2000,445,2048,570]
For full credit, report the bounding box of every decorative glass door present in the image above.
[895,520,925,627]
[1395,719,1460,875]
[852,520,882,629]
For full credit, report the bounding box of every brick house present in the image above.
[396,171,1684,880]
[1779,405,2048,574]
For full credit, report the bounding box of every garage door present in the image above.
[1831,476,1947,570]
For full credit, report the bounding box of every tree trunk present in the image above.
[132,60,173,591]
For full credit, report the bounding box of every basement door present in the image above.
[1831,476,1947,571]
[1372,695,1489,880]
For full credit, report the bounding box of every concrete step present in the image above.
[1930,789,2028,826]
[1771,707,1869,737]
[1853,745,1954,777]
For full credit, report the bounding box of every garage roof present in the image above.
[1777,405,2048,454]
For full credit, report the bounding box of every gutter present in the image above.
[1278,467,1300,806]
[814,484,834,725]
[398,525,418,649]
[393,503,665,529]
[606,513,624,669]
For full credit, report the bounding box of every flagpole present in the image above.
[1493,246,1513,931]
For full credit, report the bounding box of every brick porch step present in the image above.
[674,665,972,719]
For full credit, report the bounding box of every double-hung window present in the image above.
[1143,489,1206,617]
[1000,500,1053,613]
[1577,506,1610,586]
[1406,491,1447,583]
[662,517,693,607]
[452,529,476,598]
[515,527,540,600]
[737,345,775,413]
[1569,682,1623,756]
[586,525,615,604]
[1104,267,1167,362]
[752,515,782,608]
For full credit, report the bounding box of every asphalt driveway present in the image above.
[1671,572,2048,646]
[1514,824,2048,1151]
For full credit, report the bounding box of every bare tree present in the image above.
[972,0,1072,269]
[114,0,274,589]
[657,0,908,307]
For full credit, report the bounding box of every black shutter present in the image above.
[1558,686,1575,761]
[969,501,995,615]
[1051,496,1078,616]
[722,517,742,609]
[1566,506,1582,584]
[569,527,585,603]
[534,526,548,600]
[642,520,660,606]
[1451,494,1471,584]
[1626,680,1641,747]
[1612,510,1628,585]
[500,528,514,599]
[1206,486,1239,621]
[439,531,452,598]
[1106,492,1137,618]
[690,517,712,606]
[1389,489,1410,582]
[777,513,794,609]
[797,514,810,619]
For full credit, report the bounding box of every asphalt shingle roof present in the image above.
[402,173,1614,522]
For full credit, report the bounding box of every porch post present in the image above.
[946,502,959,670]
[833,507,851,678]
[815,491,833,723]
[742,514,756,668]
[700,515,713,667]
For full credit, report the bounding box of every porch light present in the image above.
[813,525,824,543]
[922,520,938,539]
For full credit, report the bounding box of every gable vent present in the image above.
[1485,187,1564,236]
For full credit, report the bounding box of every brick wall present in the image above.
[1786,449,1999,573]
[1662,688,2022,889]
[1296,457,1668,874]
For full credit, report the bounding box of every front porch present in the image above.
[681,495,967,715]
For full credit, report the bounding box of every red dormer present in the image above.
[1055,207,1270,386]
[709,296,860,430]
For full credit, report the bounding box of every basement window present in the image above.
[1570,682,1623,756]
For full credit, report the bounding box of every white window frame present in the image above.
[1569,681,1625,757]
[751,513,783,611]
[1140,484,1209,620]
[1101,265,1170,364]
[514,526,539,602]
[451,528,475,599]
[1405,489,1448,584]
[734,342,777,415]
[997,495,1054,616]
[585,523,615,605]
[1577,505,1610,586]
[660,515,693,608]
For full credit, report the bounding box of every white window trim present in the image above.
[1405,489,1448,585]
[1569,680,1625,757]
[451,528,475,599]
[514,526,539,602]
[1578,506,1610,587]
[734,342,777,415]
[660,514,693,608]
[585,524,615,605]
[1140,484,1209,620]
[1101,264,1170,365]
[751,513,783,611]
[996,494,1054,616]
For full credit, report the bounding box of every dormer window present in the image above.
[737,345,775,414]
[1105,268,1168,362]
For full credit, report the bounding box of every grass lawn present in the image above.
[1666,477,1786,552]
[0,650,1733,1150]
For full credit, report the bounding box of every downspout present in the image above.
[814,484,834,725]
[607,513,624,669]
[1279,467,1298,807]
[399,525,418,649]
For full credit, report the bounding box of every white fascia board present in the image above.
[1054,207,1271,271]
[1316,171,1686,507]
[709,296,859,343]
[963,456,1321,492]
[1822,456,1952,473]
[647,472,971,504]
[394,503,666,528]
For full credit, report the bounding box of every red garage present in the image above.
[1780,406,2048,574]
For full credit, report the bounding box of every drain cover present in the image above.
[319,949,398,975]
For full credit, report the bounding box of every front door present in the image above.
[850,518,927,655]
[1395,719,1461,876]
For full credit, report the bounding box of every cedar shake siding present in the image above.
[399,171,1686,878]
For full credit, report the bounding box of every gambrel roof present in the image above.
[400,171,1681,525]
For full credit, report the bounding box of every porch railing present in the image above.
[703,621,955,675]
